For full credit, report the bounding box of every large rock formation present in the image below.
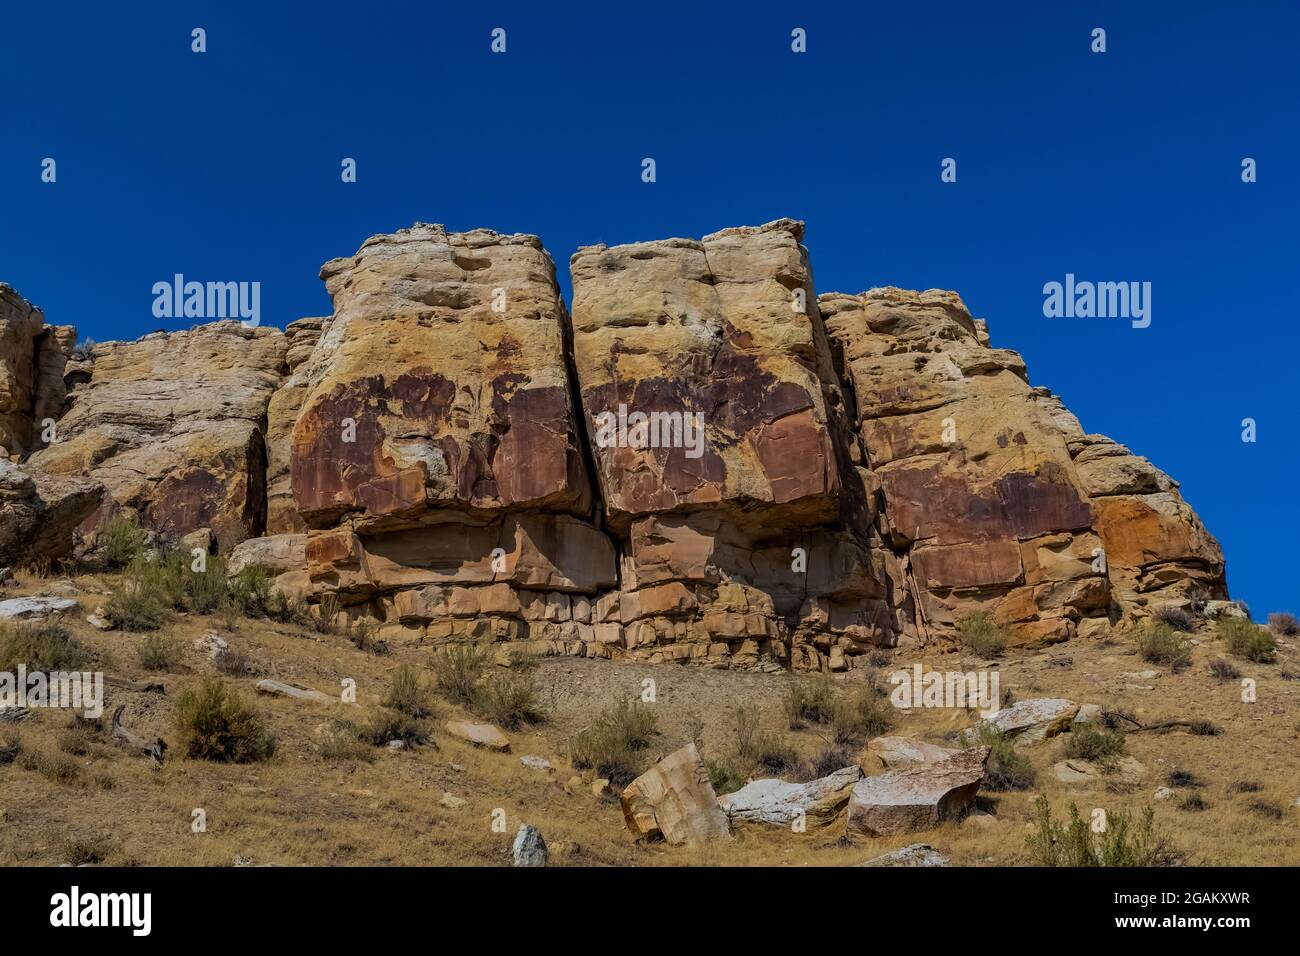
[28,321,287,550]
[0,217,1227,664]
[569,220,907,670]
[284,223,614,644]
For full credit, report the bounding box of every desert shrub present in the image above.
[0,623,88,671]
[1267,611,1299,636]
[228,565,274,617]
[1218,617,1277,662]
[1026,795,1176,866]
[1166,768,1202,789]
[93,772,115,791]
[967,725,1035,791]
[105,568,169,631]
[213,646,250,676]
[568,698,659,788]
[137,632,183,671]
[1228,779,1263,794]
[1154,605,1196,632]
[806,744,859,780]
[731,704,799,775]
[186,554,229,613]
[1135,622,1192,671]
[0,732,21,765]
[828,685,892,745]
[868,649,893,668]
[58,725,96,757]
[430,644,487,704]
[473,673,545,729]
[173,676,274,763]
[1063,722,1126,763]
[98,513,147,568]
[504,648,539,673]
[359,708,428,747]
[1246,798,1284,819]
[317,717,375,762]
[1207,658,1240,681]
[314,593,341,634]
[783,677,836,728]
[1179,793,1209,812]
[70,337,97,362]
[383,664,434,718]
[19,750,82,785]
[345,617,386,655]
[59,832,118,866]
[956,612,1007,657]
[1188,719,1221,736]
[705,757,748,795]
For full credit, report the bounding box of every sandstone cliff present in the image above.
[1,219,1227,668]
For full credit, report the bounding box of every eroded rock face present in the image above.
[0,460,102,566]
[820,287,1225,643]
[265,317,326,534]
[282,225,614,648]
[0,284,76,458]
[570,220,905,671]
[29,321,287,550]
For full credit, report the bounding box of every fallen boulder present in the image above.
[864,736,959,771]
[511,824,548,867]
[0,595,78,620]
[444,720,510,751]
[856,843,951,867]
[620,743,731,846]
[254,679,335,704]
[719,765,861,829]
[846,747,989,837]
[963,698,1079,745]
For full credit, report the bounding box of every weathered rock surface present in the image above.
[964,698,1080,745]
[255,679,335,704]
[864,735,960,770]
[511,824,548,867]
[444,720,510,751]
[0,218,1228,661]
[856,843,951,867]
[719,765,861,828]
[0,460,102,566]
[621,743,731,845]
[0,595,79,620]
[29,321,287,551]
[846,746,988,837]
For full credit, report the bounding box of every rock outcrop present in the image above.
[846,746,989,837]
[29,321,287,551]
[0,217,1228,665]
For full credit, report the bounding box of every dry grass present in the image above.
[0,571,1297,867]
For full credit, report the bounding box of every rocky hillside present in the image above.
[0,220,1229,670]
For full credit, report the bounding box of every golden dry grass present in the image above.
[1,572,1297,867]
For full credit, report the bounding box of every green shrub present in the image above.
[228,565,274,617]
[0,623,88,671]
[731,704,799,775]
[1135,622,1193,671]
[98,514,147,568]
[382,664,435,718]
[1218,617,1276,663]
[186,554,229,613]
[359,708,428,747]
[829,685,893,745]
[173,676,275,763]
[317,718,375,762]
[966,725,1035,791]
[473,673,546,729]
[1026,795,1176,866]
[137,633,183,671]
[705,757,748,795]
[783,677,836,728]
[430,644,487,705]
[956,612,1007,657]
[105,580,168,631]
[1063,722,1126,763]
[568,698,659,788]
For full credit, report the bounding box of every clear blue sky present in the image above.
[1,1,1295,616]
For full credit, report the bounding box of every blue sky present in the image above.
[1,1,1295,616]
